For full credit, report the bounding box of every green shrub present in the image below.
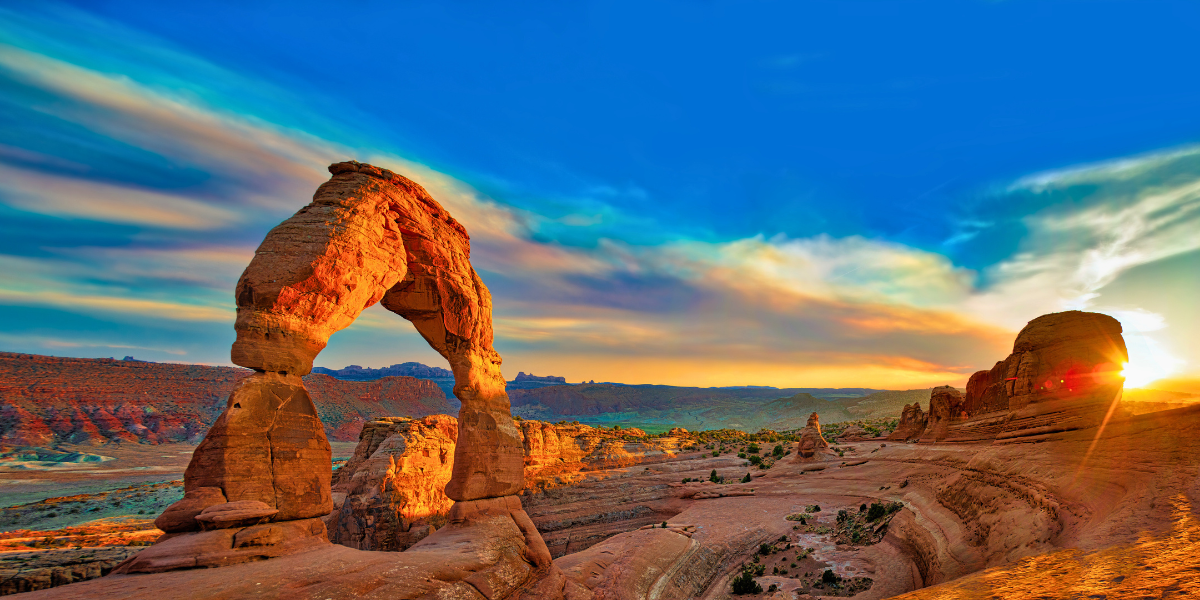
[730,567,762,595]
[741,473,751,483]
[867,502,887,521]
[709,469,719,483]
[822,569,838,584]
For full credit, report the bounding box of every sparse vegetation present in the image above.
[730,564,763,594]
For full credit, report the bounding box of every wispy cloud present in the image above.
[0,3,1195,387]
[0,162,240,229]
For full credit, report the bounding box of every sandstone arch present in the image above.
[173,162,524,533]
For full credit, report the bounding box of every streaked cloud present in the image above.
[0,162,240,230]
[0,3,1195,389]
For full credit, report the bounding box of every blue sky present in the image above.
[1,1,1198,389]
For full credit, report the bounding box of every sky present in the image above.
[1,1,1198,390]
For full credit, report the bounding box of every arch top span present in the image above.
[195,161,522,508]
[231,161,480,377]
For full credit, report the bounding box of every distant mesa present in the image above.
[0,352,452,446]
[513,372,567,383]
[312,362,453,380]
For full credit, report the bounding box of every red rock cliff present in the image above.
[0,352,450,445]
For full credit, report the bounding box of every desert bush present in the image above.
[741,473,751,483]
[822,569,839,584]
[730,566,762,595]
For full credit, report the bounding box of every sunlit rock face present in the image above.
[951,310,1129,442]
[326,416,690,551]
[326,416,458,551]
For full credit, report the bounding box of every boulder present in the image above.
[325,415,458,551]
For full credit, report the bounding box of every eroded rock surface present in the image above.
[326,415,695,553]
[326,415,458,551]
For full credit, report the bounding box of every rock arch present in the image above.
[177,161,524,530]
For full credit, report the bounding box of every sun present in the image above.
[1121,361,1164,389]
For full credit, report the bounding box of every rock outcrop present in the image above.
[948,311,1128,442]
[326,415,692,551]
[514,372,567,383]
[918,386,965,442]
[887,311,1129,445]
[794,412,830,459]
[133,162,545,584]
[326,415,458,551]
[888,402,928,441]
